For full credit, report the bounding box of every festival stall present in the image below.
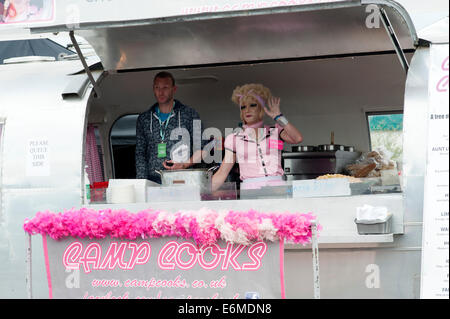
[0,0,448,299]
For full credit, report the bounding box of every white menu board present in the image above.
[420,44,449,299]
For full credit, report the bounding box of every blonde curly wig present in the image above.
[231,83,272,123]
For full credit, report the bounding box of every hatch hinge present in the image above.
[378,6,410,73]
[69,31,101,98]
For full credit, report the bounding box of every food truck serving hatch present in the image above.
[29,1,417,73]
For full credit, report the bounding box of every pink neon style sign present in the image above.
[62,240,268,273]
[436,56,449,92]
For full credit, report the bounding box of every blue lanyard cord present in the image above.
[156,103,175,142]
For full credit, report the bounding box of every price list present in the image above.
[420,44,449,299]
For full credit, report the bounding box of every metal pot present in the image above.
[155,167,218,192]
[344,146,355,152]
[318,144,345,151]
[318,131,346,151]
[292,145,317,152]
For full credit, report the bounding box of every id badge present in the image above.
[157,143,167,158]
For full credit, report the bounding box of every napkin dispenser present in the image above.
[354,205,393,235]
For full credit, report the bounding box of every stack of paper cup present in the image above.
[108,185,135,204]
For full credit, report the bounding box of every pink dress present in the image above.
[224,124,286,189]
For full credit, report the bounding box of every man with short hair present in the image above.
[135,71,206,184]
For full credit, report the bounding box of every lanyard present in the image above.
[156,103,174,142]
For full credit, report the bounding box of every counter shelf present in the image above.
[87,177,402,205]
[86,193,403,248]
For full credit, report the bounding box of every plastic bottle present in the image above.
[84,165,90,204]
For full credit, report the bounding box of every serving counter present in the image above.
[23,185,410,299]
[69,170,414,299]
[81,191,413,298]
[86,193,403,248]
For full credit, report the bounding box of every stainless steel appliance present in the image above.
[282,150,361,180]
[155,167,218,192]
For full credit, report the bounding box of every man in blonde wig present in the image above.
[212,83,303,191]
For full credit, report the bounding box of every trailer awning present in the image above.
[30,2,417,71]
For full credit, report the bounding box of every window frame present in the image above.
[365,110,404,153]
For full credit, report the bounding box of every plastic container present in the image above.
[107,179,158,203]
[201,182,237,201]
[89,181,109,204]
[381,169,400,186]
[108,184,135,204]
[354,214,393,235]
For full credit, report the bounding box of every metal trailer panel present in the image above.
[0,59,98,113]
[0,59,98,298]
[284,247,421,298]
[27,0,358,29]
[74,4,415,71]
[0,189,82,298]
[2,106,84,189]
[6,0,444,40]
[402,46,430,226]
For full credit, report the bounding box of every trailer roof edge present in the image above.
[29,1,361,34]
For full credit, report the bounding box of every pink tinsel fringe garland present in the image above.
[23,208,321,246]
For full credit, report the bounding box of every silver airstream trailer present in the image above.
[0,0,448,298]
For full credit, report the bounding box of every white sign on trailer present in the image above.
[420,43,449,299]
[26,138,50,177]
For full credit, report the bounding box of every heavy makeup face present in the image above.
[240,96,264,125]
